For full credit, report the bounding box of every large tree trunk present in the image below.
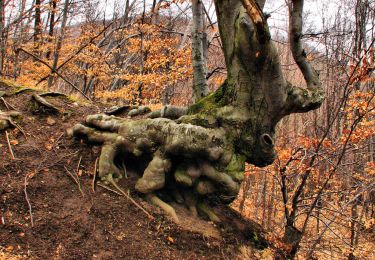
[69,0,324,225]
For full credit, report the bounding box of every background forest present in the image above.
[0,0,374,259]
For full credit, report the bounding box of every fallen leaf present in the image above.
[45,143,53,151]
[46,117,56,126]
[10,139,18,145]
[27,171,37,179]
[167,236,175,243]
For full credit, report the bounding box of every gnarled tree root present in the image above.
[104,105,151,117]
[197,202,221,222]
[0,111,22,131]
[39,92,68,98]
[104,105,137,115]
[146,193,179,223]
[147,105,187,119]
[31,94,61,114]
[69,114,245,223]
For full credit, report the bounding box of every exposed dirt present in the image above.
[0,81,276,259]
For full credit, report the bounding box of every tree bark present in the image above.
[34,0,42,43]
[191,0,208,102]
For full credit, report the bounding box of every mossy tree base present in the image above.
[69,113,247,222]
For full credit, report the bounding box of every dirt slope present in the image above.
[0,81,276,260]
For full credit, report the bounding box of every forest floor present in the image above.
[0,80,278,260]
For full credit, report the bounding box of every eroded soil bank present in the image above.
[0,81,277,259]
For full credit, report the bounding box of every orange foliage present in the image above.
[7,22,193,105]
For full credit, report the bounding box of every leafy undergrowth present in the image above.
[0,81,280,259]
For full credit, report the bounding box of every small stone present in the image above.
[46,117,56,126]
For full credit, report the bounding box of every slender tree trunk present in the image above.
[348,201,358,260]
[267,177,275,229]
[34,0,42,43]
[150,0,163,24]
[261,173,267,226]
[124,0,135,24]
[191,0,208,102]
[47,0,69,89]
[0,0,5,75]
[46,0,56,59]
[254,176,261,221]
[12,0,28,78]
[239,174,252,214]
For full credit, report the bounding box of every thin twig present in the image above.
[92,158,98,192]
[64,166,84,197]
[54,132,64,147]
[5,130,15,159]
[55,132,64,142]
[0,97,10,110]
[75,174,84,197]
[64,165,78,183]
[75,155,84,195]
[32,94,61,113]
[76,155,82,174]
[5,99,16,110]
[9,120,27,138]
[106,174,154,220]
[24,175,34,227]
[97,182,122,195]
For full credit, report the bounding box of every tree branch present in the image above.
[240,0,270,43]
[36,21,116,85]
[17,48,91,100]
[281,0,325,114]
[289,0,320,89]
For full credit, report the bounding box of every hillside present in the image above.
[0,80,280,259]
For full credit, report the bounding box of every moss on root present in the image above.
[187,80,234,116]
